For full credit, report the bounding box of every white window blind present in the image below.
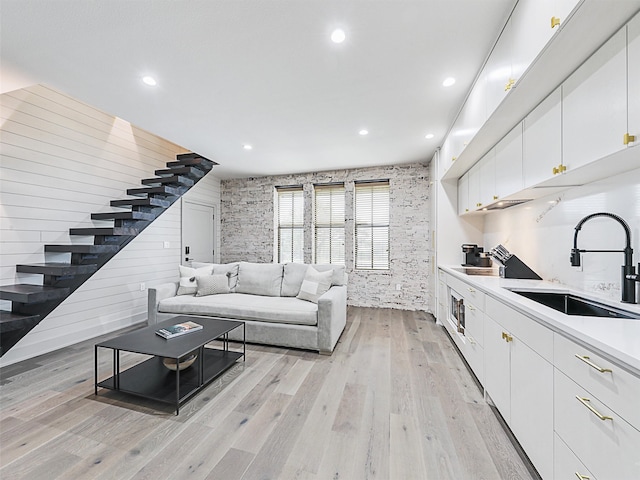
[277,186,304,263]
[355,180,390,270]
[314,184,345,265]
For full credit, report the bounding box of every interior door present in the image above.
[182,200,214,265]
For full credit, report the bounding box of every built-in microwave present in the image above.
[450,288,465,335]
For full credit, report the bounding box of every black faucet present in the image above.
[570,212,636,304]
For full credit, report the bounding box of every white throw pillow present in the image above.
[296,267,333,303]
[235,262,284,297]
[177,265,213,295]
[195,274,230,296]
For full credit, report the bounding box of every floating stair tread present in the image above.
[110,197,169,208]
[44,244,119,254]
[0,311,40,333]
[69,227,139,236]
[166,158,215,169]
[0,284,70,303]
[141,175,194,187]
[176,152,218,164]
[126,185,183,197]
[91,211,155,221]
[16,263,98,276]
[155,166,204,178]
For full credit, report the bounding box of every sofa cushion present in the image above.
[297,267,333,303]
[177,265,213,295]
[281,263,308,297]
[191,262,239,291]
[236,262,284,297]
[158,293,318,326]
[195,274,230,296]
[312,264,346,286]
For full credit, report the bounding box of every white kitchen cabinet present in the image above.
[628,11,640,148]
[523,87,562,188]
[457,173,469,215]
[554,433,596,480]
[479,150,495,208]
[554,369,640,480]
[484,17,514,116]
[467,163,481,212]
[494,123,523,199]
[562,27,627,171]
[484,296,554,480]
[484,314,512,422]
[510,334,554,480]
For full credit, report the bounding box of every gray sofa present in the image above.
[148,261,347,354]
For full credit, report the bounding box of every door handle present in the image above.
[185,246,190,255]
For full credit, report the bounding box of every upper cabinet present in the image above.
[494,124,523,200]
[562,27,628,170]
[442,0,639,183]
[628,12,640,147]
[456,9,640,216]
[523,87,562,188]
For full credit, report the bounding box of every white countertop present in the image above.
[439,265,640,377]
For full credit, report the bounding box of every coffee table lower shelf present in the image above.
[97,348,243,412]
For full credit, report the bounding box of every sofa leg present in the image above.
[318,350,333,356]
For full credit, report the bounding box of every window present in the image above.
[314,184,345,264]
[355,180,390,269]
[276,186,304,263]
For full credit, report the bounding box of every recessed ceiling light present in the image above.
[243,144,253,150]
[359,129,369,136]
[331,29,346,44]
[142,76,157,86]
[442,77,456,87]
[425,133,435,139]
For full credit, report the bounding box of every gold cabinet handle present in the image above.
[574,354,612,373]
[504,78,516,91]
[575,396,612,421]
[468,336,476,345]
[465,208,469,212]
[452,156,457,162]
[468,287,475,293]
[575,473,590,480]
[552,164,567,175]
[467,305,476,311]
[493,195,499,200]
[623,133,636,145]
[476,202,482,207]
[551,16,560,28]
[501,331,513,342]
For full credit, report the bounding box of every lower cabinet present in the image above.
[553,433,596,480]
[553,333,640,480]
[484,310,554,480]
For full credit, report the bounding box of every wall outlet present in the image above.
[163,241,170,249]
[140,282,146,291]
[395,283,402,291]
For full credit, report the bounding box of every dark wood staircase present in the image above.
[0,152,216,357]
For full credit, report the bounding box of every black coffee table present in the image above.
[95,316,244,414]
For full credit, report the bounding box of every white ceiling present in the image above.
[1,0,516,179]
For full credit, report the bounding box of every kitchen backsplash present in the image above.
[484,167,640,301]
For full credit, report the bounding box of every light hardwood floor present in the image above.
[0,308,537,480]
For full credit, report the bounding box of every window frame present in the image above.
[313,183,346,265]
[276,185,305,263]
[354,180,390,270]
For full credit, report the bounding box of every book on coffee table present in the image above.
[156,321,203,339]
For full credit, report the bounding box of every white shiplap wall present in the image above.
[0,84,220,366]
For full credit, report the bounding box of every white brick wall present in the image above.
[220,163,432,310]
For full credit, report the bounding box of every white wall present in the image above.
[484,167,640,301]
[0,85,220,366]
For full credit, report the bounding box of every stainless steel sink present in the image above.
[510,290,639,319]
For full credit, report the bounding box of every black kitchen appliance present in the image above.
[489,244,542,280]
[462,244,492,267]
